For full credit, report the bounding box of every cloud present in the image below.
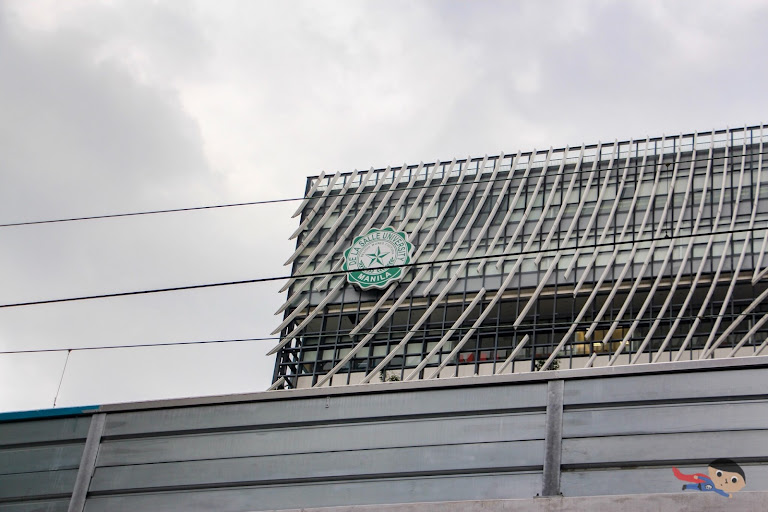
[0,3,284,410]
[2,0,768,411]
[0,6,217,220]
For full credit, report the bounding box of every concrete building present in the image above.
[273,124,768,389]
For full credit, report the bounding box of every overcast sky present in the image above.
[2,0,768,413]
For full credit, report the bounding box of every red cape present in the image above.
[673,467,708,483]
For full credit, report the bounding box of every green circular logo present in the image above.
[343,227,414,289]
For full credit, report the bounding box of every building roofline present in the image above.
[306,123,766,181]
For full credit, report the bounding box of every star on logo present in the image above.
[366,247,389,267]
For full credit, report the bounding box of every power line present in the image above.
[2,222,767,309]
[0,337,277,355]
[0,197,304,228]
[1,308,762,356]
[1,147,765,229]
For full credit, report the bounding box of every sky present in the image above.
[2,0,768,412]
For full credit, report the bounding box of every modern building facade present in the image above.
[272,125,768,389]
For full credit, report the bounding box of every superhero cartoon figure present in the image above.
[673,459,746,498]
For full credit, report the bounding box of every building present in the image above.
[272,125,768,389]
[4,124,768,510]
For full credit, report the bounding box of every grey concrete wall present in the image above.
[1,357,767,511]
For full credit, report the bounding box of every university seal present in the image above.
[342,227,414,290]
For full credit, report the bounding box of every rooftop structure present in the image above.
[272,124,768,389]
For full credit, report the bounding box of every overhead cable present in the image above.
[0,197,303,228]
[0,310,762,356]
[0,337,276,355]
[1,148,766,228]
[2,222,767,309]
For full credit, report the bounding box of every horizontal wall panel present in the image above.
[0,418,90,448]
[563,368,767,406]
[90,440,544,492]
[562,430,768,466]
[0,444,84,475]
[104,384,547,437]
[0,499,70,512]
[561,463,768,496]
[0,470,77,500]
[84,472,542,512]
[97,412,545,467]
[563,400,768,438]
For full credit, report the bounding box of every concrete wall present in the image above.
[1,357,767,511]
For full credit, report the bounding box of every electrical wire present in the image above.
[2,146,767,228]
[2,222,768,309]
[0,197,304,228]
[52,350,70,408]
[0,337,277,355]
[2,308,764,356]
